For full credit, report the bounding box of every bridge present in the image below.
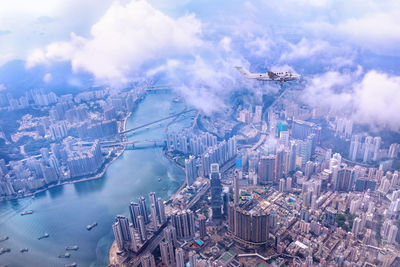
[145,85,172,94]
[120,108,196,135]
[100,139,166,150]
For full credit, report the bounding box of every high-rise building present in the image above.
[171,210,196,240]
[129,202,141,228]
[128,223,138,252]
[185,155,197,186]
[352,217,362,236]
[279,178,285,192]
[176,248,185,267]
[164,225,178,247]
[258,155,275,185]
[157,198,166,224]
[137,215,147,242]
[210,163,223,221]
[150,203,158,231]
[189,251,197,267]
[141,253,156,267]
[112,221,124,251]
[198,214,207,238]
[160,240,175,266]
[139,196,149,224]
[233,168,240,205]
[387,224,398,244]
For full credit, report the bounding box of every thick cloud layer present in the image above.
[27,0,202,86]
[4,0,399,131]
[302,69,400,131]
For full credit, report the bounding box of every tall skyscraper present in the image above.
[258,155,275,185]
[141,253,156,267]
[112,221,124,251]
[233,168,240,205]
[175,248,185,267]
[137,215,147,242]
[171,210,196,240]
[198,214,207,238]
[157,197,166,224]
[150,203,158,231]
[160,240,175,266]
[129,202,141,228]
[210,163,223,221]
[139,196,149,224]
[189,251,197,267]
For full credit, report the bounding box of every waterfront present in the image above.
[0,93,192,267]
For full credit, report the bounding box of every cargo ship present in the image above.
[65,245,79,251]
[21,210,33,216]
[37,233,49,240]
[86,222,98,230]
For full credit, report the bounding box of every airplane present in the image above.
[235,66,300,82]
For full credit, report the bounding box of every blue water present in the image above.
[0,93,192,266]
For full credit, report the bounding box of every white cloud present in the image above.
[0,84,6,91]
[26,0,202,87]
[302,68,400,131]
[43,73,52,83]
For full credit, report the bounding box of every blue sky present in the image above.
[1,0,400,129]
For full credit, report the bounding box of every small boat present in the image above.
[173,97,180,102]
[65,245,79,251]
[162,187,167,191]
[20,248,28,253]
[158,177,161,182]
[58,252,71,258]
[0,247,11,255]
[21,210,33,216]
[38,233,49,240]
[65,262,78,267]
[87,222,98,230]
[0,236,8,242]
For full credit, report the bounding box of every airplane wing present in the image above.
[267,71,278,80]
[235,66,252,78]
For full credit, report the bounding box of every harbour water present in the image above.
[0,93,192,267]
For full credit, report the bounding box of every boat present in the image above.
[87,222,98,230]
[65,245,79,251]
[173,97,180,102]
[158,177,161,182]
[0,236,8,242]
[65,262,78,267]
[58,252,71,258]
[21,210,33,216]
[38,233,49,240]
[162,187,167,191]
[0,248,11,255]
[20,248,28,253]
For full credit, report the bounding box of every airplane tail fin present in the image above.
[235,66,251,77]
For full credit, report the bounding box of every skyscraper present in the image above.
[157,197,166,224]
[257,155,275,185]
[171,210,195,240]
[141,253,156,267]
[137,215,147,242]
[129,202,141,228]
[139,196,149,224]
[210,163,223,221]
[175,248,185,267]
[198,214,207,238]
[233,168,240,205]
[160,240,175,266]
[189,251,197,267]
[150,203,158,231]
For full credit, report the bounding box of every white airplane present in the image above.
[235,66,300,82]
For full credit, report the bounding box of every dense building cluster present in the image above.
[0,86,146,199]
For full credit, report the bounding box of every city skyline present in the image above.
[0,0,400,266]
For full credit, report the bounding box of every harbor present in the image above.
[0,93,191,266]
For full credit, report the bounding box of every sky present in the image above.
[1,0,400,130]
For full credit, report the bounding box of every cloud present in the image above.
[353,71,400,130]
[26,0,202,87]
[0,84,6,91]
[43,73,52,83]
[302,68,400,131]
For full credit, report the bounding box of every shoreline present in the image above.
[0,111,131,203]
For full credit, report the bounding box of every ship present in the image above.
[65,245,79,251]
[20,248,28,253]
[58,252,71,258]
[0,248,11,255]
[65,262,77,267]
[21,210,33,216]
[86,222,98,231]
[37,233,49,240]
[158,177,161,182]
[0,236,8,242]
